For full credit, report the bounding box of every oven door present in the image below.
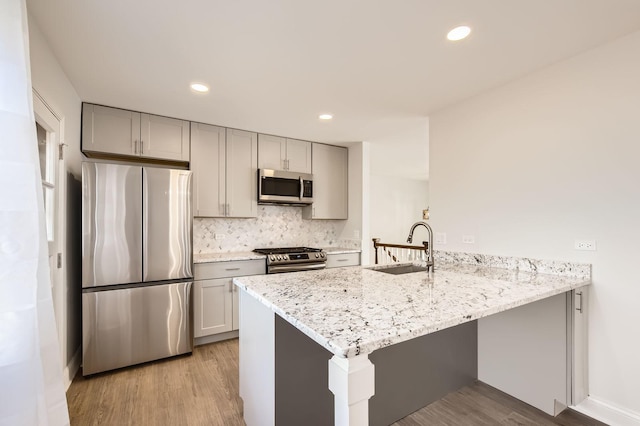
[258,169,313,205]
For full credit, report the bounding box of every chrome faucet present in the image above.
[407,221,434,270]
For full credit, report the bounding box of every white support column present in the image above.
[328,354,376,426]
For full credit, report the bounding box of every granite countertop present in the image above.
[193,251,265,263]
[322,247,361,255]
[233,257,591,359]
[194,246,361,264]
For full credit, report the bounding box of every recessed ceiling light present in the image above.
[190,83,210,93]
[319,114,333,120]
[447,26,471,41]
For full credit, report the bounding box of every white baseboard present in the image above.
[63,346,81,390]
[194,330,239,347]
[573,396,640,426]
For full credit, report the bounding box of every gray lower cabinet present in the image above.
[82,103,190,163]
[193,259,265,338]
[326,252,360,268]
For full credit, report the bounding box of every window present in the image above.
[36,121,55,243]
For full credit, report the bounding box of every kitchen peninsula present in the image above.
[234,253,590,426]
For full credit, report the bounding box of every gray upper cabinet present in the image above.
[140,113,190,162]
[226,129,258,218]
[191,123,257,218]
[257,134,285,170]
[258,134,311,173]
[304,143,348,220]
[82,103,190,163]
[82,104,140,157]
[285,138,312,173]
[191,123,225,217]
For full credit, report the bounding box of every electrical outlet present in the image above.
[422,209,429,220]
[574,240,596,251]
[435,232,447,245]
[462,235,475,244]
[214,233,226,240]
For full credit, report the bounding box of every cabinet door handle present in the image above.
[134,140,138,154]
[226,204,230,216]
[229,282,233,293]
[337,259,348,262]
[140,140,144,155]
[576,291,583,313]
[225,267,241,271]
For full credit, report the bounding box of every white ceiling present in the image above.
[27,0,640,180]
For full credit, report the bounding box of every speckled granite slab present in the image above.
[194,251,265,263]
[234,260,591,359]
[323,247,361,255]
[435,250,591,278]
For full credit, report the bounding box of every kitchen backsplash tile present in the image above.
[194,205,360,253]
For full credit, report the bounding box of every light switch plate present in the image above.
[435,232,447,245]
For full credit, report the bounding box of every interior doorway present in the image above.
[33,89,66,372]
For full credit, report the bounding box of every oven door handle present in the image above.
[269,263,326,274]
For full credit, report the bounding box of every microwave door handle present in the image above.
[299,177,304,200]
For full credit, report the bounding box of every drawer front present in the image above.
[194,259,266,280]
[326,252,361,269]
[82,281,192,375]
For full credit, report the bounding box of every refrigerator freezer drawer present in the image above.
[82,281,193,375]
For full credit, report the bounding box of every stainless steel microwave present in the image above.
[258,169,313,205]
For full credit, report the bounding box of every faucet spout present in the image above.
[406,221,434,270]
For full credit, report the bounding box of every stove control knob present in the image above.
[320,252,325,258]
[270,255,276,261]
[315,253,319,258]
[283,255,289,260]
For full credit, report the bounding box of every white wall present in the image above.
[368,131,430,265]
[28,13,83,387]
[369,175,429,263]
[429,30,640,417]
[28,14,82,177]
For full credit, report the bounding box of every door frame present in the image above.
[33,88,68,383]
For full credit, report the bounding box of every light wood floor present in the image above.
[67,339,605,426]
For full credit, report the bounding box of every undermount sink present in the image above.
[372,264,430,275]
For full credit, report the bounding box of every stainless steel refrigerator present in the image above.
[81,162,193,375]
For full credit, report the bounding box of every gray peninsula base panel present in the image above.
[275,315,478,426]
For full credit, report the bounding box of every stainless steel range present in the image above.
[253,247,327,274]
